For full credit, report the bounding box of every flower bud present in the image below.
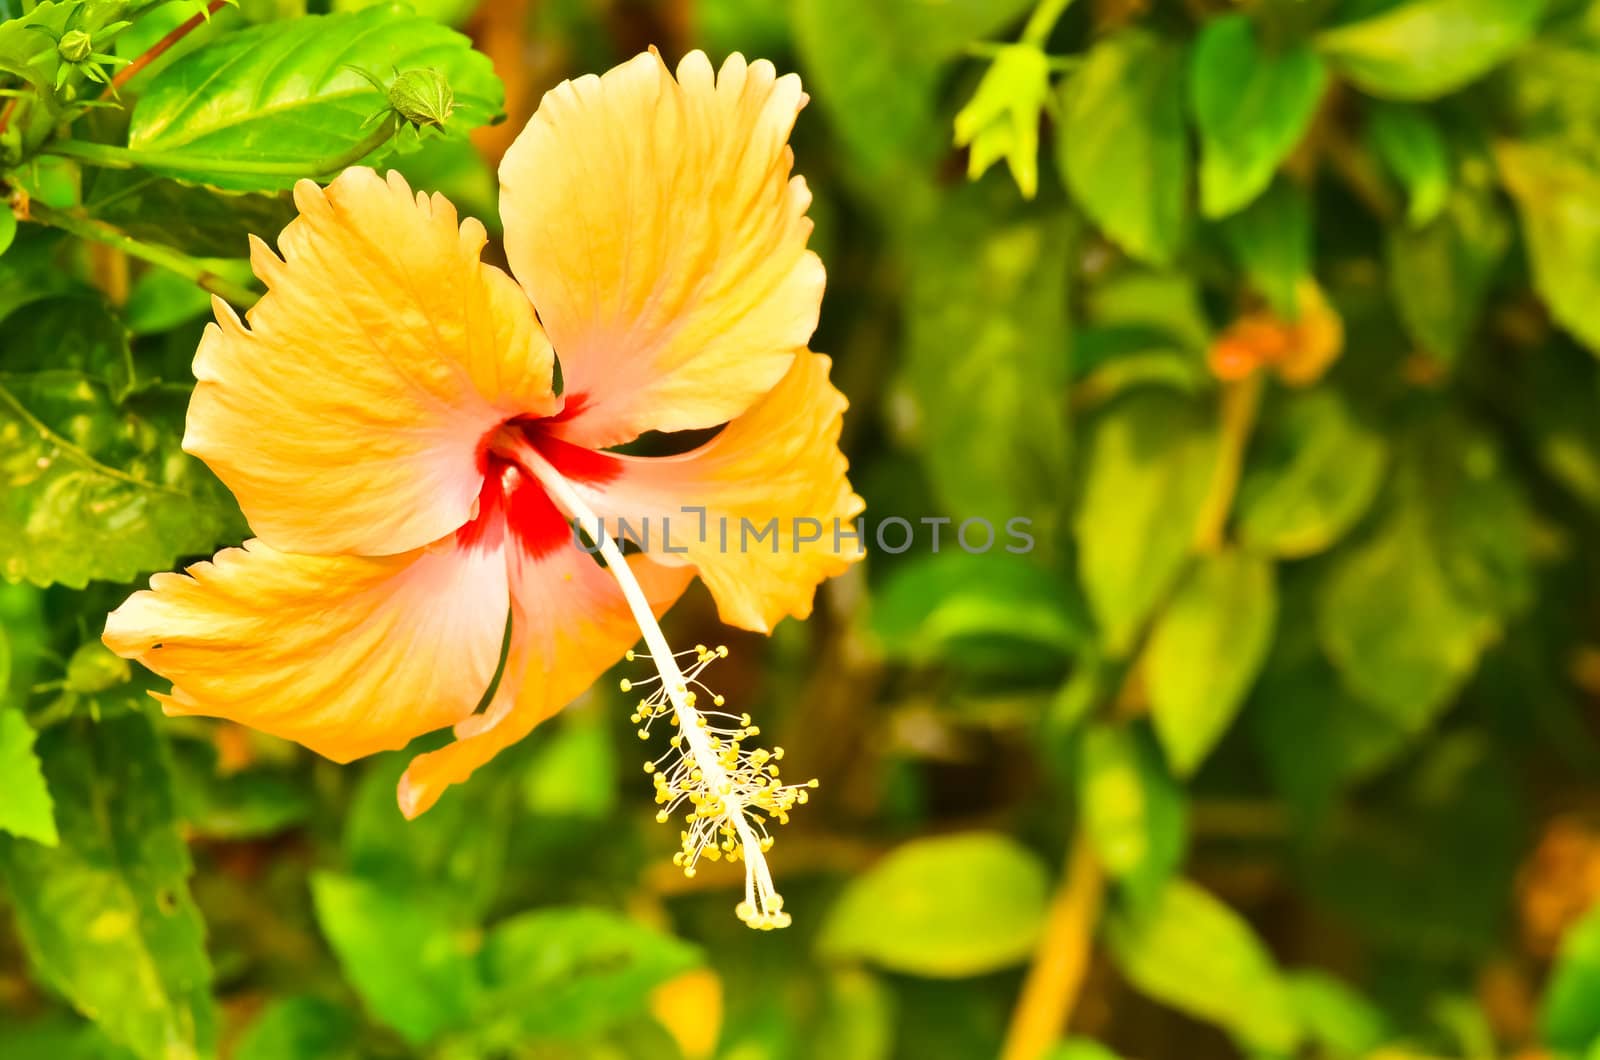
[954,44,1052,200]
[66,641,131,694]
[387,67,454,129]
[58,29,93,64]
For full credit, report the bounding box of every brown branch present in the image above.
[102,0,228,100]
[999,831,1106,1060]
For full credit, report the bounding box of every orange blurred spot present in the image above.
[1518,815,1600,958]
[1207,281,1343,387]
[649,967,723,1059]
[213,722,257,775]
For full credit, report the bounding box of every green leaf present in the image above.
[903,185,1072,541]
[86,170,295,258]
[1542,903,1600,1050]
[0,709,56,845]
[1074,390,1220,657]
[792,0,1033,214]
[1317,417,1531,728]
[1145,550,1277,775]
[1107,878,1301,1053]
[1303,731,1521,954]
[1057,29,1190,265]
[0,228,82,323]
[1519,338,1600,516]
[0,296,244,587]
[1316,0,1546,100]
[819,832,1050,977]
[816,969,895,1060]
[869,552,1088,676]
[1496,140,1600,357]
[1236,389,1388,559]
[1367,103,1450,226]
[471,908,701,1043]
[0,207,15,258]
[523,710,617,820]
[1222,178,1312,319]
[310,872,480,1046]
[1078,722,1186,905]
[1249,592,1412,825]
[0,581,45,708]
[1318,510,1486,724]
[1086,269,1213,353]
[167,739,312,840]
[0,1016,140,1060]
[344,748,515,919]
[124,269,218,337]
[234,997,358,1060]
[127,5,504,191]
[1505,11,1600,154]
[1191,15,1325,219]
[1387,182,1509,364]
[702,0,793,62]
[112,0,243,87]
[0,714,215,1060]
[1048,1041,1124,1060]
[1073,269,1212,397]
[332,0,479,26]
[1287,971,1390,1056]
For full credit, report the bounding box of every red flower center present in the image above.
[458,394,622,558]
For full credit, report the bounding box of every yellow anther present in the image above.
[619,678,632,692]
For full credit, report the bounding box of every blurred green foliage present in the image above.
[2,0,1600,1058]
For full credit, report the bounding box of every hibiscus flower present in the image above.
[103,49,863,928]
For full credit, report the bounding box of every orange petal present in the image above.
[577,351,863,633]
[102,538,511,763]
[499,50,823,448]
[188,167,558,558]
[397,547,691,818]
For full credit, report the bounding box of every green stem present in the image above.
[43,117,400,180]
[20,199,258,306]
[1022,0,1076,46]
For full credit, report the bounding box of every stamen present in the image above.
[514,442,809,930]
